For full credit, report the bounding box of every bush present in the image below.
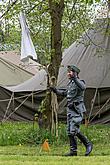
[0,122,68,146]
[0,122,109,146]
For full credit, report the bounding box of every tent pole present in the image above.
[88,88,98,124]
[32,91,34,108]
[2,92,14,122]
[2,93,32,122]
[98,90,101,118]
[90,97,110,122]
[12,92,15,111]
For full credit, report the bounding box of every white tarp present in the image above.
[19,12,37,63]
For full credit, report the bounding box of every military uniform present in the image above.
[55,75,86,135]
[51,65,93,156]
[67,77,86,135]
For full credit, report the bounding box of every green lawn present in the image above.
[0,144,109,165]
[0,155,109,165]
[0,123,109,164]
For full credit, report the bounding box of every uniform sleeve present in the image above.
[73,77,86,90]
[55,88,67,96]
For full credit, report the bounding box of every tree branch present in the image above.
[74,8,105,50]
[0,0,19,19]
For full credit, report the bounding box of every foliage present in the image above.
[0,123,109,165]
[0,122,109,164]
[0,0,99,64]
[0,122,31,145]
[0,122,109,148]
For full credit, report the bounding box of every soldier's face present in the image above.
[67,70,75,79]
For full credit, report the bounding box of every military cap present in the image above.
[67,65,80,74]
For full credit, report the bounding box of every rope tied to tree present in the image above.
[50,76,59,137]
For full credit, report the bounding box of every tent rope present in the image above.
[51,91,59,137]
[2,93,32,123]
[88,88,98,123]
[2,92,14,122]
[89,97,110,123]
[50,76,59,137]
[92,65,110,121]
[1,91,45,122]
[0,91,41,102]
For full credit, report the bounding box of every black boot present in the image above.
[64,135,77,156]
[77,132,93,156]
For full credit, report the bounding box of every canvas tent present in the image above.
[0,69,47,122]
[0,19,110,124]
[0,51,43,121]
[58,18,110,124]
[0,51,41,86]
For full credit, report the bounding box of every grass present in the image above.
[0,122,109,164]
[0,155,109,165]
[0,145,109,165]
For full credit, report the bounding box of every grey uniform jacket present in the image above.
[55,77,86,114]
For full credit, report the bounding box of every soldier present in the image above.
[50,65,93,156]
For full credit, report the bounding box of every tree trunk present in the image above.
[41,0,65,130]
[49,0,65,78]
[0,22,4,42]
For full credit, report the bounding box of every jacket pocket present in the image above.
[74,102,86,113]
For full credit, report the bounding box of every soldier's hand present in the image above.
[72,71,77,78]
[50,86,57,93]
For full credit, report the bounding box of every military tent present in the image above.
[0,51,43,121]
[0,51,40,86]
[58,18,110,124]
[0,69,47,121]
[0,19,110,124]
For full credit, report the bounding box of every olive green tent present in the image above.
[58,19,110,124]
[0,19,110,124]
[0,51,40,86]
